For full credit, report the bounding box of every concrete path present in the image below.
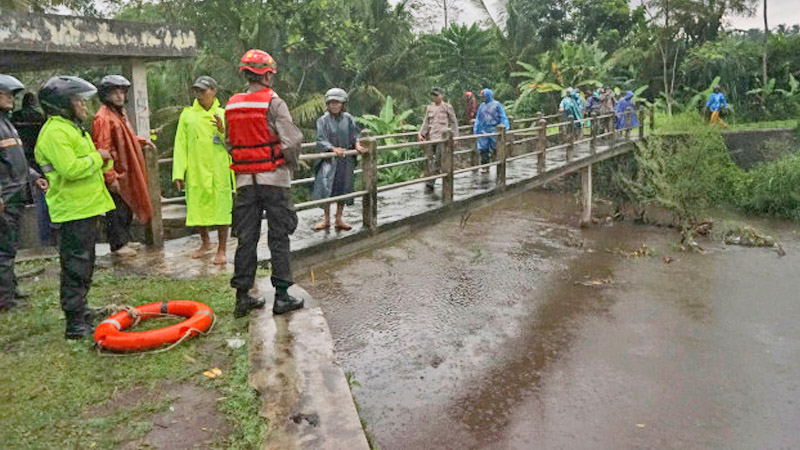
[248,280,369,450]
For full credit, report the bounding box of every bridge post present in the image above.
[590,112,597,155]
[124,59,163,248]
[610,111,617,147]
[624,107,632,141]
[507,117,515,157]
[537,118,547,174]
[496,124,507,191]
[470,119,479,172]
[639,108,645,139]
[442,130,455,204]
[361,131,378,234]
[566,130,574,162]
[580,165,592,227]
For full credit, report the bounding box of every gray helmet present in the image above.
[325,88,348,104]
[98,75,131,101]
[39,76,97,116]
[0,74,25,95]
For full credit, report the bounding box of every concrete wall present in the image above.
[722,128,798,170]
[0,10,196,71]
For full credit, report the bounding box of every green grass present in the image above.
[726,119,798,131]
[0,261,266,449]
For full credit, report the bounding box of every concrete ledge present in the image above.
[248,281,369,450]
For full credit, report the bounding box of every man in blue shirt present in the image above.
[706,86,728,128]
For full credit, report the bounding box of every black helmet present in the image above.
[0,74,25,95]
[98,75,131,102]
[39,76,97,116]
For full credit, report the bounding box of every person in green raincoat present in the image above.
[172,76,234,265]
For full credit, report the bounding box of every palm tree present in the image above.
[423,23,499,94]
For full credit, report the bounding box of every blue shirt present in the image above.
[706,92,727,112]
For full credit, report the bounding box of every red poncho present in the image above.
[92,105,153,223]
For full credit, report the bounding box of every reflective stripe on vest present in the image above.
[225,101,271,111]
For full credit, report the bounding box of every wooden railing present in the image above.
[144,107,652,242]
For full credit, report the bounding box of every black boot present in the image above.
[0,297,17,312]
[65,310,93,340]
[234,289,266,318]
[272,277,304,315]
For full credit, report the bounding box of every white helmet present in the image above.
[325,88,348,103]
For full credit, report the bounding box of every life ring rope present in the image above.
[94,301,216,355]
[96,313,216,357]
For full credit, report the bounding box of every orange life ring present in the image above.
[94,301,215,352]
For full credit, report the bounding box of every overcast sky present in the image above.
[409,0,799,32]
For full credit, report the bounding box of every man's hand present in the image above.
[0,198,4,215]
[142,140,156,151]
[98,149,113,163]
[175,179,184,191]
[211,114,224,134]
[418,133,426,142]
[333,147,346,157]
[108,179,121,194]
[355,142,366,154]
[34,177,49,192]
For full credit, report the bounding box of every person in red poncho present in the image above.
[92,75,154,256]
[465,91,478,125]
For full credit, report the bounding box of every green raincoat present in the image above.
[35,116,115,223]
[172,99,234,227]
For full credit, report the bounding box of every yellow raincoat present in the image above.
[172,99,234,226]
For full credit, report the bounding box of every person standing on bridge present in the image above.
[92,75,154,257]
[419,87,458,193]
[227,49,304,318]
[312,88,364,232]
[172,76,234,266]
[473,88,509,174]
[559,87,582,140]
[35,76,115,338]
[464,91,478,125]
[706,85,728,128]
[599,87,616,133]
[0,75,49,312]
[614,91,639,130]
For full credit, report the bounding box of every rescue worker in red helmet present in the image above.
[226,49,304,317]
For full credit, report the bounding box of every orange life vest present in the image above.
[225,88,284,174]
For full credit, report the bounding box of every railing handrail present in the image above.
[153,108,653,218]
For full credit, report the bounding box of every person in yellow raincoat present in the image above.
[172,76,235,265]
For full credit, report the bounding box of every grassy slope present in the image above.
[0,260,265,449]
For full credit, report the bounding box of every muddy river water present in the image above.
[303,190,800,449]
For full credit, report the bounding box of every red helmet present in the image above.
[239,49,277,74]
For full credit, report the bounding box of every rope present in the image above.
[95,308,217,357]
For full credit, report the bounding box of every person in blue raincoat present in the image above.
[705,86,728,128]
[559,87,583,139]
[473,88,509,174]
[614,91,639,130]
[312,88,364,232]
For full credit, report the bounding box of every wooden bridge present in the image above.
[133,108,652,272]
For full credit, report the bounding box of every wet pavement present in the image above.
[303,190,800,449]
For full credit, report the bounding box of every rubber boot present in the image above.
[234,289,266,318]
[65,310,93,340]
[272,277,304,315]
